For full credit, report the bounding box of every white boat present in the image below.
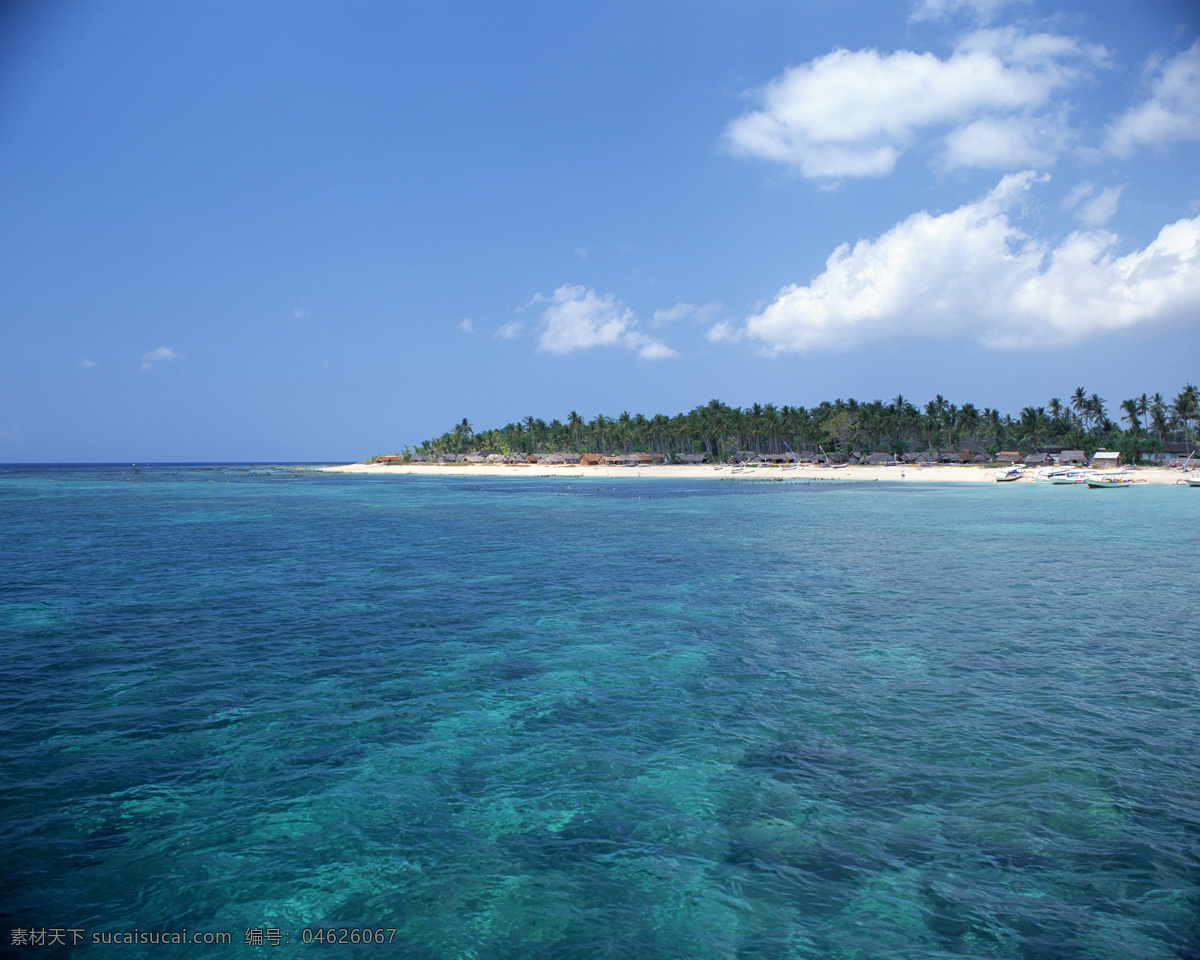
[1048,470,1090,485]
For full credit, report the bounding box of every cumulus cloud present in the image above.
[724,28,1104,178]
[458,318,474,334]
[529,285,678,360]
[494,319,524,340]
[651,300,722,327]
[140,346,182,371]
[723,171,1200,352]
[1105,41,1200,157]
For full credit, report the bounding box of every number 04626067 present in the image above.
[301,928,397,944]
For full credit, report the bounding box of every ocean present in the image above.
[2,464,1198,959]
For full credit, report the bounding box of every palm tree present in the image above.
[1172,385,1198,444]
[617,411,632,452]
[1120,399,1141,434]
[944,402,960,448]
[1020,406,1047,450]
[923,400,941,453]
[567,410,584,450]
[1088,394,1105,434]
[1150,393,1168,440]
[959,403,980,445]
[588,414,606,453]
[1071,387,1088,430]
[763,403,781,453]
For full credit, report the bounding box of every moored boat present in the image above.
[1087,475,1137,488]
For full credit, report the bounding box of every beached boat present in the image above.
[1179,476,1200,487]
[1087,476,1136,488]
[1048,470,1091,484]
[993,467,1024,482]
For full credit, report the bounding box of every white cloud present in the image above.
[530,285,678,360]
[1079,186,1122,227]
[293,307,311,320]
[651,300,722,327]
[1062,180,1096,210]
[724,171,1200,352]
[494,319,524,340]
[705,320,743,344]
[1105,41,1200,157]
[458,318,474,334]
[140,346,182,370]
[1062,181,1122,226]
[909,0,1028,24]
[724,29,1104,178]
[942,112,1067,169]
[79,357,96,368]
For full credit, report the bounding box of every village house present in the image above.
[1147,442,1198,464]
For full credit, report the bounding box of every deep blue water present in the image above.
[2,464,1198,959]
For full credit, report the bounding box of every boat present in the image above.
[1087,475,1136,488]
[993,467,1024,482]
[1048,470,1091,484]
[1178,476,1200,487]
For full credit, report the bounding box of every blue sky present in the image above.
[1,0,1197,461]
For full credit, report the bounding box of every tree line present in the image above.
[401,384,1199,463]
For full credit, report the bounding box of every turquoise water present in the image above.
[2,464,1198,959]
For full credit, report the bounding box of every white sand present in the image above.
[318,462,1190,484]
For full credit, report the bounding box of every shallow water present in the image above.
[2,464,1198,958]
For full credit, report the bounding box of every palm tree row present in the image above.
[406,384,1199,461]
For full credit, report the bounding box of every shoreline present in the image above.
[318,462,1191,485]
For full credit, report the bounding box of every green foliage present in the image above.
[398,382,1197,461]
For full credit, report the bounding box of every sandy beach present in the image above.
[320,462,1190,484]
